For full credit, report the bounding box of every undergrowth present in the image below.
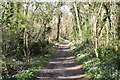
[1,54,54,80]
[1,41,56,80]
[69,40,120,80]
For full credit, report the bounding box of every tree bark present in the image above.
[23,2,31,64]
[56,14,61,41]
[94,2,103,58]
[73,1,82,38]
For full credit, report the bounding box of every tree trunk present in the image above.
[94,2,103,58]
[23,2,31,64]
[116,3,120,53]
[42,23,47,41]
[73,1,82,38]
[56,14,61,41]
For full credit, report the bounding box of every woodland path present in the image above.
[35,40,87,80]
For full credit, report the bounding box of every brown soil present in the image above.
[35,40,88,80]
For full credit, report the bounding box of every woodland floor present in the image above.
[35,40,88,80]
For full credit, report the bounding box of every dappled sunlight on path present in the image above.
[35,40,88,80]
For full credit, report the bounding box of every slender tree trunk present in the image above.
[23,2,31,64]
[73,1,82,38]
[43,23,47,41]
[117,3,120,39]
[94,2,103,58]
[72,9,78,41]
[56,14,61,41]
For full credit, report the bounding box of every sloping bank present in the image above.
[1,43,56,80]
[69,41,120,80]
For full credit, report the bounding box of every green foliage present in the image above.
[82,23,91,40]
[28,62,44,69]
[1,1,120,80]
[84,57,120,80]
[1,53,54,80]
[45,26,52,34]
[14,53,24,61]
[30,41,43,55]
[70,41,120,80]
[15,70,34,80]
[30,41,54,55]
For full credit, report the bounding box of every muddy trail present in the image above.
[35,41,87,80]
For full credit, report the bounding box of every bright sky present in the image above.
[60,5,72,15]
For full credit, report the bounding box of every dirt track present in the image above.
[35,40,87,80]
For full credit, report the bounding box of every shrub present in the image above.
[30,41,49,55]
[15,70,35,80]
[70,41,120,80]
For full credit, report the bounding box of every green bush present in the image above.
[15,70,35,80]
[30,41,49,55]
[30,41,42,55]
[70,41,120,80]
[84,58,120,80]
[14,53,24,61]
[2,53,54,80]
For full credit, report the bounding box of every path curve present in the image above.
[35,40,87,80]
